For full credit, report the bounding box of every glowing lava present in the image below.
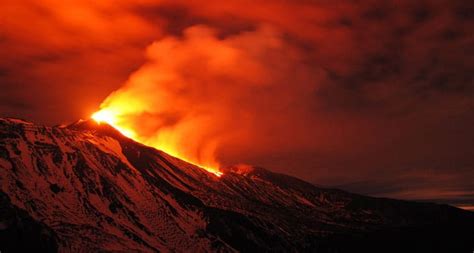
[92,109,138,139]
[91,109,222,177]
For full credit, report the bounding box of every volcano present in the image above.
[0,117,473,252]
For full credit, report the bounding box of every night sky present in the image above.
[1,0,473,209]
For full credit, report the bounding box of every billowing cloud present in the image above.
[94,24,322,169]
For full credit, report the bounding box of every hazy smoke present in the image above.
[98,24,321,168]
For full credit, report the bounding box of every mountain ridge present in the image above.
[0,117,473,252]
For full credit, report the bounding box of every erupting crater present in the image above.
[91,110,222,177]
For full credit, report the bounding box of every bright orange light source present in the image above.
[91,109,222,177]
[91,109,116,125]
[91,109,137,139]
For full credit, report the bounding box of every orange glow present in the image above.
[91,109,223,177]
[92,109,138,139]
[89,25,294,179]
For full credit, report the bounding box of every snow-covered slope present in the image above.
[0,118,473,252]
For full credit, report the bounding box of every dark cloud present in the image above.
[135,4,258,39]
[0,97,33,110]
[337,167,474,208]
[0,0,473,208]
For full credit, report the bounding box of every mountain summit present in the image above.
[0,117,473,252]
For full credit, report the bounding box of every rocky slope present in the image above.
[0,118,473,252]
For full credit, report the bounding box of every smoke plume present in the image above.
[96,24,320,169]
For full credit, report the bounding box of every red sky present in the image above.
[1,0,473,208]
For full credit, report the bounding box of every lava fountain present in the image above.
[91,108,222,177]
